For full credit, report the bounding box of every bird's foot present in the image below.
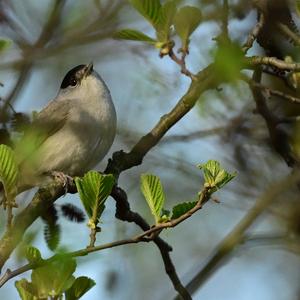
[51,171,73,194]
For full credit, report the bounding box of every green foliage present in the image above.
[0,144,18,199]
[171,201,197,219]
[75,171,115,228]
[25,246,42,264]
[114,29,157,44]
[214,42,245,82]
[116,1,202,53]
[156,0,178,41]
[130,0,162,28]
[297,0,300,17]
[141,174,165,223]
[174,6,202,51]
[16,258,77,299]
[198,160,236,192]
[15,279,36,300]
[0,39,12,53]
[32,258,76,297]
[65,276,96,300]
[16,231,38,263]
[15,256,96,300]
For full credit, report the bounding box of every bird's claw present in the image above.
[51,171,73,194]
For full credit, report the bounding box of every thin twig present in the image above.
[252,82,300,104]
[250,69,297,167]
[221,0,229,42]
[1,0,66,114]
[243,13,265,53]
[105,64,219,176]
[162,127,225,143]
[277,22,300,46]
[247,56,300,71]
[176,172,300,299]
[168,49,197,81]
[0,186,211,290]
[240,75,300,105]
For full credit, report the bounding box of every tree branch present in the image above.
[176,172,300,299]
[247,56,300,71]
[105,64,219,176]
[0,181,77,271]
[250,69,298,167]
[0,186,211,295]
[243,13,265,53]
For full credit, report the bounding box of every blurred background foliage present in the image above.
[0,0,300,299]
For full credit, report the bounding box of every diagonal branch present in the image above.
[247,56,300,71]
[105,64,219,176]
[0,182,76,271]
[0,185,211,295]
[176,172,300,299]
[0,64,219,300]
[243,13,265,53]
[1,0,66,114]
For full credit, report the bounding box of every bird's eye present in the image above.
[70,78,77,86]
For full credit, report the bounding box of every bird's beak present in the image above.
[84,62,93,77]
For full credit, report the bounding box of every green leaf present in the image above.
[31,258,76,298]
[198,160,236,192]
[130,0,162,28]
[114,29,157,44]
[141,174,165,223]
[25,246,42,264]
[296,0,300,16]
[65,276,96,300]
[156,0,177,41]
[0,144,18,199]
[174,6,202,50]
[213,42,245,82]
[0,39,12,53]
[171,201,197,219]
[15,279,37,300]
[75,171,115,227]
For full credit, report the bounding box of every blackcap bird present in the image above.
[12,63,117,192]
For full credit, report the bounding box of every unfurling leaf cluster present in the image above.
[15,250,95,300]
[141,160,235,223]
[75,171,115,229]
[114,0,202,55]
[198,160,236,192]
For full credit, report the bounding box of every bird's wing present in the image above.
[15,98,74,165]
[32,98,72,138]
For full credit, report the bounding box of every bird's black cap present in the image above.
[60,64,93,89]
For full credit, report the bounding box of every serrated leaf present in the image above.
[0,144,18,199]
[114,29,157,44]
[31,258,76,298]
[171,201,197,219]
[141,174,165,223]
[25,246,42,264]
[75,171,115,227]
[65,276,96,300]
[198,160,235,192]
[156,0,177,41]
[15,279,37,300]
[0,39,12,53]
[174,6,202,50]
[130,0,162,28]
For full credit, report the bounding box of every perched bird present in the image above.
[11,63,116,193]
